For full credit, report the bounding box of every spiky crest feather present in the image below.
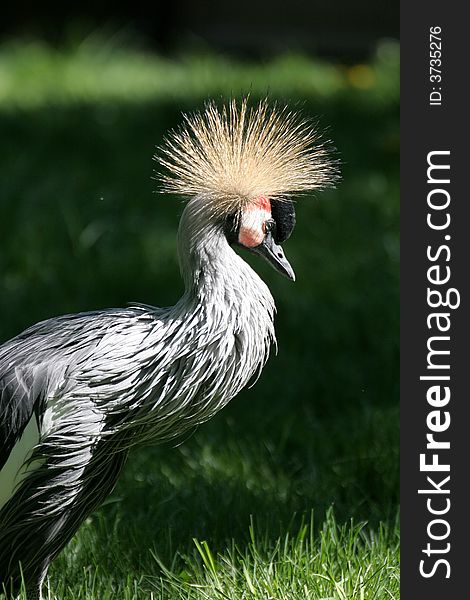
[156,98,338,217]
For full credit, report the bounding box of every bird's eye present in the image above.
[263,219,276,234]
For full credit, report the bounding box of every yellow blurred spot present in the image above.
[347,64,376,89]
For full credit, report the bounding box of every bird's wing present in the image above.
[0,306,158,470]
[0,314,86,472]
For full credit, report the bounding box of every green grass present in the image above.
[44,510,398,599]
[0,36,399,599]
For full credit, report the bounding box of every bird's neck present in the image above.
[176,200,274,311]
[163,200,276,428]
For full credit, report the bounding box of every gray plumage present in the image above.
[0,99,337,598]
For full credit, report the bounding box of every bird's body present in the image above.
[0,99,336,598]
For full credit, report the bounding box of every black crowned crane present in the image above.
[0,98,337,599]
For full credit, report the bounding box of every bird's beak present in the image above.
[251,231,296,281]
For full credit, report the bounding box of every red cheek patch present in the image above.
[238,196,272,248]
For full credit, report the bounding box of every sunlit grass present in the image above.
[37,510,398,599]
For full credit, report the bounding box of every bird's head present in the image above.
[224,195,297,280]
[156,98,338,282]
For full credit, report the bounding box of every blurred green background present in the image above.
[0,20,399,597]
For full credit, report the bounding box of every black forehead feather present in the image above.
[271,199,296,243]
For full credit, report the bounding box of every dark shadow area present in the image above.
[2,1,398,61]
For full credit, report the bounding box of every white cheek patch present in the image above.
[238,198,271,248]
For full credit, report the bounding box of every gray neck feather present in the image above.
[176,198,273,307]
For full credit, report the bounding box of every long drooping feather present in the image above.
[156,98,338,217]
